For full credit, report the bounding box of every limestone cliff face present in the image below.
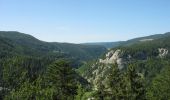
[82,48,168,90]
[158,48,168,58]
[83,49,127,90]
[99,49,125,69]
[84,63,113,90]
[99,49,121,64]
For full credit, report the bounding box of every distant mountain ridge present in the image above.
[82,32,170,48]
[82,41,124,49]
[0,31,107,67]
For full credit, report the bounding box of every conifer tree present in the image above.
[46,60,78,100]
[107,64,125,100]
[127,64,146,100]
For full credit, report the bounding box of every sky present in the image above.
[0,0,170,43]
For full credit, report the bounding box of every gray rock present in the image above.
[158,48,168,58]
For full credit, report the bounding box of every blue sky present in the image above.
[0,0,170,43]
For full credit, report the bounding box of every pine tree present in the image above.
[95,83,105,100]
[107,64,125,100]
[76,84,85,100]
[4,76,54,100]
[147,64,170,100]
[46,60,78,100]
[127,64,146,100]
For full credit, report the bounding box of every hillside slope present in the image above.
[0,31,107,67]
[80,32,170,90]
[83,32,170,48]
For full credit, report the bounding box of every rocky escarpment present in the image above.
[82,48,169,90]
[84,63,113,90]
[83,49,129,90]
[99,49,125,69]
[158,48,168,58]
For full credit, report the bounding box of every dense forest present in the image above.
[78,32,170,99]
[0,31,105,99]
[0,31,170,100]
[0,31,106,68]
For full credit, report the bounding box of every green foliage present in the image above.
[79,91,96,100]
[103,64,146,100]
[1,56,50,89]
[126,64,146,100]
[0,57,89,100]
[75,84,86,100]
[1,31,170,100]
[0,31,106,68]
[147,65,170,100]
[76,60,96,74]
[4,77,54,100]
[45,60,78,100]
[1,59,80,100]
[0,56,53,99]
[107,64,126,99]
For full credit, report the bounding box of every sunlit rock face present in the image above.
[82,49,126,90]
[99,49,124,69]
[158,48,168,58]
[85,63,113,90]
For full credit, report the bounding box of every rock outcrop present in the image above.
[83,49,126,90]
[158,48,168,58]
[85,63,113,90]
[99,49,124,69]
[83,47,169,91]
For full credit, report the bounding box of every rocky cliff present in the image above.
[82,47,169,90]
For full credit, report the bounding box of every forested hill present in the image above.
[1,31,170,99]
[82,41,124,49]
[83,32,170,48]
[79,32,170,99]
[0,31,106,99]
[0,31,107,67]
[122,32,170,46]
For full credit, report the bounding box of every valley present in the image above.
[0,31,170,99]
